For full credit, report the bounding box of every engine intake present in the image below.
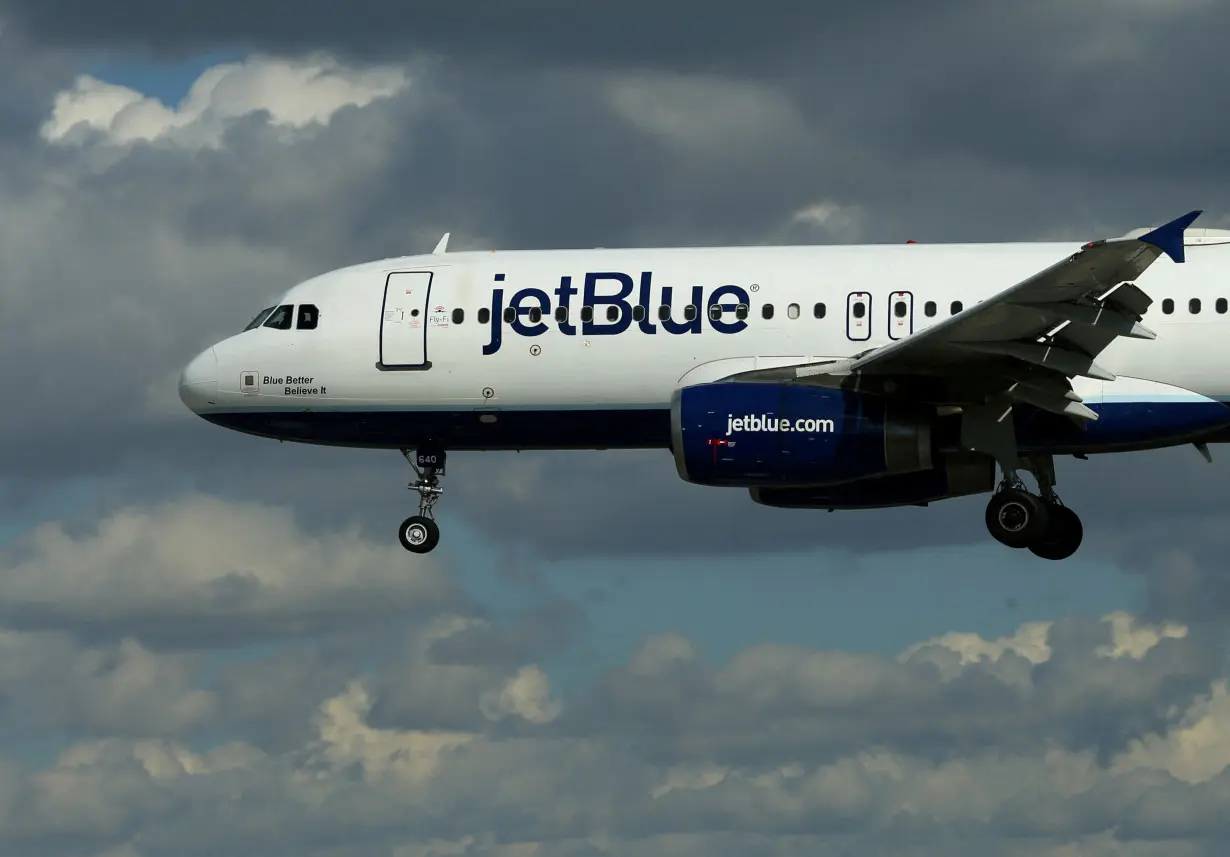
[670,382,934,487]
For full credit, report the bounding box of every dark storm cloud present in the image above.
[0,29,79,143]
[0,0,894,70]
[7,0,1230,214]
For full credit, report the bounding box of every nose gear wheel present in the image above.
[399,446,446,554]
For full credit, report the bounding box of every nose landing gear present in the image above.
[398,446,445,554]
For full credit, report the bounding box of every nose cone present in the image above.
[178,347,218,413]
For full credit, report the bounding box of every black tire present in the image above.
[398,515,439,553]
[985,489,1050,549]
[1029,504,1083,561]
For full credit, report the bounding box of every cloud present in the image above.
[40,53,410,148]
[0,609,1223,853]
[0,631,217,740]
[0,493,467,646]
[479,665,563,725]
[9,2,1230,851]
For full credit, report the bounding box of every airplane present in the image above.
[177,210,1230,561]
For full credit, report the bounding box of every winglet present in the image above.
[1137,210,1202,264]
[433,232,450,255]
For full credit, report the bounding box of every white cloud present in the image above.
[900,619,1054,670]
[790,200,861,230]
[1095,611,1188,660]
[1113,680,1230,784]
[310,680,473,783]
[40,53,410,148]
[0,607,1221,853]
[0,494,465,642]
[901,612,1190,681]
[479,665,563,725]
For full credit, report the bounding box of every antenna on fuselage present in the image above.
[433,233,450,255]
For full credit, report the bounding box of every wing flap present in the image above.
[955,340,1116,381]
[1098,281,1152,317]
[1018,302,1156,340]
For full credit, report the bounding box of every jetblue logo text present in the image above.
[483,271,752,355]
[726,414,836,436]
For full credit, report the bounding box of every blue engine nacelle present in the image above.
[670,382,935,487]
[749,456,996,510]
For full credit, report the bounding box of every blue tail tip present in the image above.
[1138,209,1203,264]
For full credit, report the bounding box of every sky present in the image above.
[2,1,1230,854]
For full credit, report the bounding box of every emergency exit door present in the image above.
[380,271,433,369]
[846,292,871,341]
[888,291,914,340]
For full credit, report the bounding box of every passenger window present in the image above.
[529,307,542,323]
[1190,298,1202,314]
[813,302,826,319]
[632,305,645,322]
[1218,298,1228,314]
[684,304,697,321]
[581,306,594,323]
[950,301,963,314]
[658,304,670,321]
[709,304,722,321]
[762,304,774,320]
[296,304,319,329]
[503,307,515,323]
[1162,298,1174,314]
[787,303,800,319]
[451,308,464,325]
[894,301,907,318]
[244,306,276,331]
[263,305,293,330]
[478,308,490,324]
[852,303,865,319]
[736,303,749,320]
[924,301,936,317]
[555,306,568,322]
[607,305,619,322]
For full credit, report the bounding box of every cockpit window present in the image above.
[297,304,319,330]
[263,305,293,330]
[244,307,276,331]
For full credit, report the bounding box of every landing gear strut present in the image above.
[984,454,1083,560]
[960,403,1084,560]
[398,446,445,554]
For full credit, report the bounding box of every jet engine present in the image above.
[670,381,935,487]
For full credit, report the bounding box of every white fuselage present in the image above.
[177,237,1230,451]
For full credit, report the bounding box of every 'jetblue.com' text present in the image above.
[725,415,836,436]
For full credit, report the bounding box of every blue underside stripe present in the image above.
[199,398,1230,453]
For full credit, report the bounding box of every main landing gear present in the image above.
[984,454,1083,560]
[960,404,1083,560]
[398,446,445,554]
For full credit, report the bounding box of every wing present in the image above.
[739,210,1202,422]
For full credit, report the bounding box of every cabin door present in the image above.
[380,271,433,369]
